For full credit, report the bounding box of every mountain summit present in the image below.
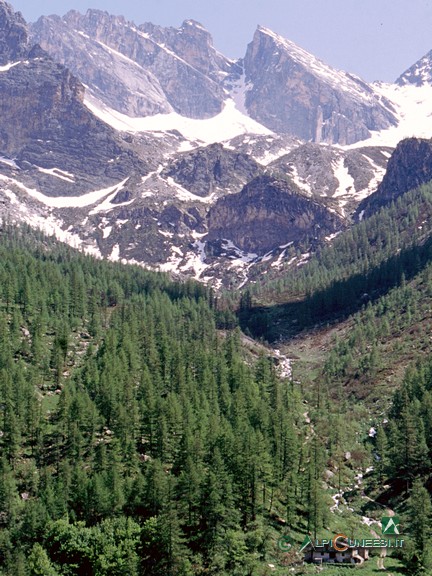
[31,10,240,119]
[0,0,28,64]
[242,26,397,144]
[31,12,399,146]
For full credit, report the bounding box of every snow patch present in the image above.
[166,177,216,203]
[0,188,101,258]
[0,157,18,168]
[85,95,272,144]
[221,239,257,267]
[348,83,432,148]
[364,157,386,195]
[108,244,120,261]
[159,246,183,273]
[102,225,112,239]
[332,157,355,197]
[271,249,286,268]
[325,232,342,242]
[296,252,311,267]
[0,61,23,72]
[177,140,196,152]
[180,240,210,279]
[0,174,129,209]
[288,164,312,195]
[37,167,75,183]
[89,181,134,214]
[257,145,298,166]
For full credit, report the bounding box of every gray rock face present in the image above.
[29,10,399,147]
[206,175,344,254]
[357,137,432,218]
[139,19,236,82]
[270,144,340,196]
[30,11,239,119]
[243,26,397,144]
[0,1,28,65]
[0,55,149,193]
[0,2,153,197]
[163,142,262,198]
[31,14,171,118]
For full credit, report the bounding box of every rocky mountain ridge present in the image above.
[396,49,432,87]
[0,0,28,64]
[30,10,239,119]
[0,2,432,289]
[206,174,344,254]
[30,9,398,146]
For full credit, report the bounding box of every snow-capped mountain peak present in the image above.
[396,50,432,87]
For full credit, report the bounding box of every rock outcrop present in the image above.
[30,11,399,146]
[269,143,392,205]
[0,0,28,65]
[396,50,432,86]
[206,175,344,254]
[163,143,262,198]
[0,2,150,196]
[357,137,432,218]
[0,2,405,289]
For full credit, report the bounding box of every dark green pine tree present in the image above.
[406,479,432,574]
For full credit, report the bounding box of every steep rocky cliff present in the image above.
[0,1,406,290]
[0,2,150,196]
[243,26,397,144]
[206,175,344,254]
[0,0,27,64]
[396,50,432,86]
[30,11,401,147]
[269,143,392,214]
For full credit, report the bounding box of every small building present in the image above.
[304,541,369,565]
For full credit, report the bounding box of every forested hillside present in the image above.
[236,180,432,575]
[0,224,347,576]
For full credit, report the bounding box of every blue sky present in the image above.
[10,0,432,82]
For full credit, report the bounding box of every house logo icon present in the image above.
[381,516,401,535]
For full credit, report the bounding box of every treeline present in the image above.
[0,224,335,575]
